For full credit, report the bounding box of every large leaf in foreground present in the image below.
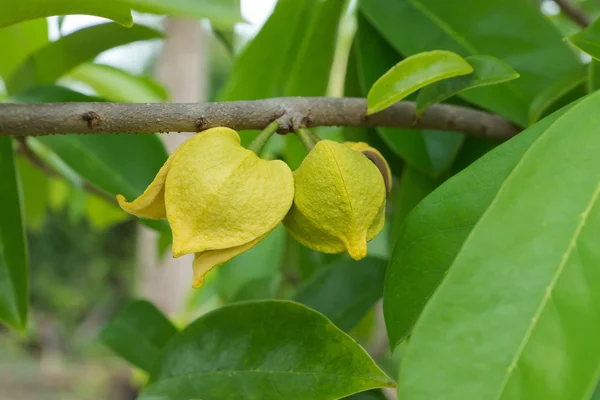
[140,301,395,400]
[100,300,177,373]
[398,91,600,399]
[366,50,472,115]
[294,258,386,332]
[383,101,578,348]
[0,138,28,330]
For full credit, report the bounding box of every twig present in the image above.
[554,0,591,27]
[0,97,520,140]
[16,137,115,204]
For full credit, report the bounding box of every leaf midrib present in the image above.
[493,183,600,400]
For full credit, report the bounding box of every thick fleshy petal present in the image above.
[116,155,174,219]
[191,232,270,288]
[284,140,386,259]
[344,141,392,197]
[165,127,294,257]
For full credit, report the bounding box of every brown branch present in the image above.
[554,0,591,27]
[16,138,115,204]
[0,97,520,141]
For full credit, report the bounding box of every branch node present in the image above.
[82,111,101,128]
[195,117,208,131]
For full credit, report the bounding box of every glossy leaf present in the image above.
[294,258,386,332]
[140,301,395,400]
[100,300,178,373]
[360,0,580,125]
[528,70,587,124]
[0,19,47,80]
[384,103,578,349]
[367,50,472,115]
[354,14,463,177]
[0,138,28,330]
[398,90,600,400]
[568,17,600,60]
[6,23,162,94]
[68,63,167,102]
[0,0,133,29]
[416,55,520,113]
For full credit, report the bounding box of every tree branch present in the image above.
[0,97,520,140]
[554,0,591,27]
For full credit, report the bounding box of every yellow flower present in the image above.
[284,140,389,260]
[117,127,294,288]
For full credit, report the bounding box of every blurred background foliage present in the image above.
[1,0,599,398]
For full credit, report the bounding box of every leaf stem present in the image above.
[295,128,316,152]
[248,121,280,155]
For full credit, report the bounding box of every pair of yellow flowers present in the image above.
[117,127,390,288]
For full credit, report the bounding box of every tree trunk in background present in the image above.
[137,19,209,315]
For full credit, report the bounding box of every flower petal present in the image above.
[192,232,270,288]
[165,128,294,257]
[116,155,173,219]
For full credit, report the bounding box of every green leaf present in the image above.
[367,50,472,115]
[588,59,600,93]
[121,0,241,29]
[528,70,587,124]
[6,23,162,94]
[68,63,167,102]
[294,258,386,332]
[360,0,581,126]
[390,166,441,246]
[383,102,578,349]
[218,0,304,102]
[0,138,28,330]
[100,300,178,373]
[216,225,286,302]
[398,90,600,400]
[0,20,48,80]
[0,0,133,29]
[140,301,396,400]
[284,0,345,96]
[16,157,49,231]
[568,17,600,60]
[354,13,463,177]
[416,55,519,114]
